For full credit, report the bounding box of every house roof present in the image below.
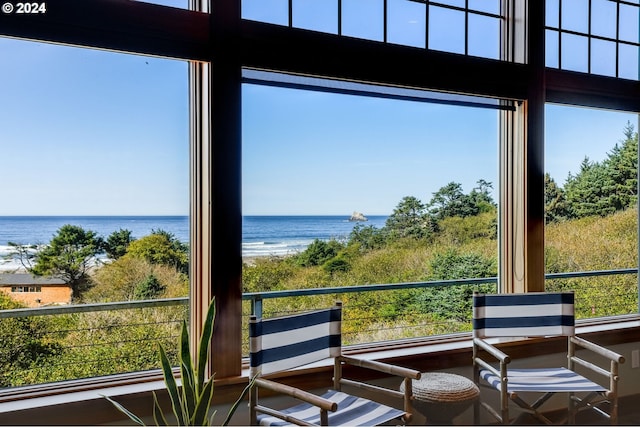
[0,273,67,286]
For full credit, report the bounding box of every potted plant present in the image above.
[105,298,253,425]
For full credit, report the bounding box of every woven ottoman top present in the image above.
[401,372,479,403]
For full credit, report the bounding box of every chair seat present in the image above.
[257,389,405,426]
[479,367,607,393]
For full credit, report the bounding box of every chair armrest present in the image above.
[473,338,511,364]
[571,336,625,364]
[254,378,338,412]
[339,355,421,379]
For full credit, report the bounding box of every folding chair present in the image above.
[249,301,421,426]
[472,291,625,425]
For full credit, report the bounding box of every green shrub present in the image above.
[323,257,351,274]
[134,274,165,300]
[294,239,345,267]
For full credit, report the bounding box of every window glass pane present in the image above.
[242,0,289,25]
[545,105,638,319]
[0,38,189,386]
[242,83,499,345]
[546,29,560,68]
[619,4,640,44]
[468,0,500,15]
[435,0,465,7]
[293,0,338,34]
[561,33,589,72]
[561,0,589,33]
[387,0,426,48]
[468,14,500,59]
[619,43,640,80]
[591,38,617,77]
[342,0,384,41]
[429,5,465,54]
[591,0,617,39]
[546,0,559,28]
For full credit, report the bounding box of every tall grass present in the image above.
[242,208,638,346]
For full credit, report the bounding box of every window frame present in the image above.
[0,0,639,407]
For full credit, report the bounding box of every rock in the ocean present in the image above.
[349,211,368,221]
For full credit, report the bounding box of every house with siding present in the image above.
[0,274,71,307]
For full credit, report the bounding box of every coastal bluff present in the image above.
[349,211,368,222]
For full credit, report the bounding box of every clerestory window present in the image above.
[242,0,506,59]
[546,0,640,79]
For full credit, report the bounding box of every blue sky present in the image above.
[242,84,499,215]
[1,2,638,216]
[0,38,189,216]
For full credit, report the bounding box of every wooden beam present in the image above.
[209,0,242,379]
[239,20,528,101]
[546,69,640,112]
[0,0,210,60]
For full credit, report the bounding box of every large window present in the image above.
[242,81,499,344]
[544,104,638,318]
[0,38,189,387]
[2,0,640,414]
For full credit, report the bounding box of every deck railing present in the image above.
[0,268,637,387]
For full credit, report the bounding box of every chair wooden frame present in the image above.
[472,292,625,425]
[249,301,421,426]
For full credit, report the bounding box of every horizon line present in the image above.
[0,213,389,217]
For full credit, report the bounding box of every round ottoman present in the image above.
[400,372,479,425]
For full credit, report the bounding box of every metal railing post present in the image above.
[253,296,263,319]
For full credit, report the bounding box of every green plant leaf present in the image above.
[197,298,216,392]
[158,343,186,426]
[180,321,197,417]
[208,409,218,426]
[102,394,146,426]
[191,378,215,425]
[222,375,257,426]
[102,298,252,427]
[152,391,169,426]
[181,358,196,419]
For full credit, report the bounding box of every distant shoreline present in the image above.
[1,254,284,273]
[2,215,384,269]
[243,254,292,266]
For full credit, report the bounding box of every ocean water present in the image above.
[242,215,388,257]
[0,216,189,271]
[0,215,388,270]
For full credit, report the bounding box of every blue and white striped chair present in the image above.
[472,292,625,425]
[249,302,421,426]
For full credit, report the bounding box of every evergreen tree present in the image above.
[31,225,104,300]
[468,179,496,213]
[564,123,638,218]
[428,180,496,220]
[602,121,638,211]
[295,239,343,267]
[565,157,613,218]
[414,249,496,321]
[104,228,135,260]
[544,173,569,223]
[384,196,435,240]
[348,224,387,251]
[428,182,470,220]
